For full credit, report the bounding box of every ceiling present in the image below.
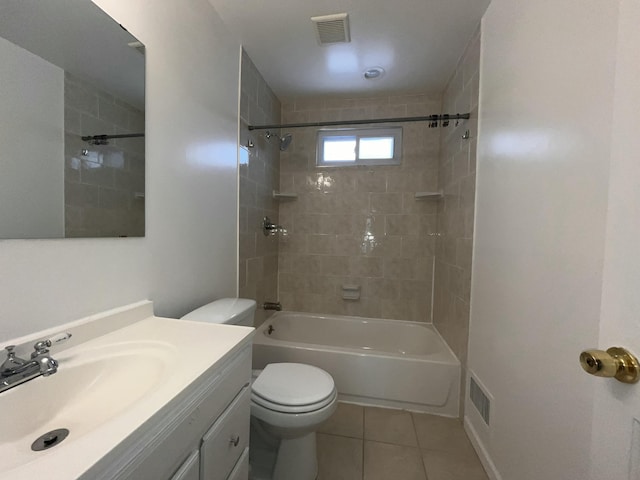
[208,0,491,99]
[0,0,145,109]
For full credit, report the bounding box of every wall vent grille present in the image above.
[470,377,491,426]
[311,13,351,45]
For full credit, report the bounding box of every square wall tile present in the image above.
[239,52,281,319]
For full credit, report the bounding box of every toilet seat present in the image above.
[251,363,336,413]
[251,387,336,413]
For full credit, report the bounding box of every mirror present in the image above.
[0,0,145,238]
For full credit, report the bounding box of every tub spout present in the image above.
[263,301,282,311]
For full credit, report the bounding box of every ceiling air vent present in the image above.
[311,13,351,45]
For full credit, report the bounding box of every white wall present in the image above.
[0,0,240,342]
[0,36,64,238]
[467,0,619,478]
[93,0,240,318]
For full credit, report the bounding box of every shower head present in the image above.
[265,131,293,151]
[279,133,292,151]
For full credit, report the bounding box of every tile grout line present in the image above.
[410,412,430,480]
[323,430,467,453]
[361,406,365,480]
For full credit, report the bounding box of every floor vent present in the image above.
[470,377,491,426]
[311,13,351,45]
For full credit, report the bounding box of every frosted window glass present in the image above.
[323,137,356,162]
[359,137,394,159]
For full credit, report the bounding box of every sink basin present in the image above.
[0,341,175,471]
[0,308,254,480]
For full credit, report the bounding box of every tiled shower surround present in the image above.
[433,28,480,368]
[239,33,479,357]
[238,51,282,327]
[277,95,442,321]
[64,72,145,237]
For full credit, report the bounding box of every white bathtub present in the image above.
[252,312,460,417]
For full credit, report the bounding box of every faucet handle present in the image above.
[31,332,72,359]
[32,341,50,357]
[1,345,25,373]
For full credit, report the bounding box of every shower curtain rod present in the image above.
[81,133,145,142]
[247,113,471,131]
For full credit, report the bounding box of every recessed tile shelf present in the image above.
[272,191,298,199]
[414,191,443,199]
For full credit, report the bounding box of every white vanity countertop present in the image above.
[0,302,254,480]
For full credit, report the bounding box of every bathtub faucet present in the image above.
[263,217,287,237]
[263,301,282,311]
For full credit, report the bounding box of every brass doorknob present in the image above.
[579,347,640,384]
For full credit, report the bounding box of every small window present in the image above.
[317,127,402,166]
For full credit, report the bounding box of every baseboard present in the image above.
[464,416,502,480]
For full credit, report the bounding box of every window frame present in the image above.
[316,127,403,167]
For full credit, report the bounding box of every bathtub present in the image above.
[252,312,460,417]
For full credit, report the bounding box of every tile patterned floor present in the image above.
[316,403,489,480]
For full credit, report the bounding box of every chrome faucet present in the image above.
[263,217,287,237]
[0,333,71,394]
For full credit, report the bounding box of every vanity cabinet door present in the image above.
[200,386,250,480]
[171,451,200,480]
[226,448,249,480]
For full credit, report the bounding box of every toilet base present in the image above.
[273,432,317,480]
[250,419,319,480]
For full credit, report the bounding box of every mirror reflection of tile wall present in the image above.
[64,73,145,237]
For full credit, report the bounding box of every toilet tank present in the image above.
[181,298,256,326]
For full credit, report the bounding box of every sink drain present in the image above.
[31,428,69,451]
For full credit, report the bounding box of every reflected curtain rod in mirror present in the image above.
[82,133,145,146]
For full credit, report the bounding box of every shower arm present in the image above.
[263,131,292,151]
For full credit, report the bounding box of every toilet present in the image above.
[182,298,338,480]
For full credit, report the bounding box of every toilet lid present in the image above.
[251,363,335,407]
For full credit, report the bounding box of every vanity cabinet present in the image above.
[171,451,200,480]
[200,386,250,480]
[83,341,252,480]
[226,448,249,480]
